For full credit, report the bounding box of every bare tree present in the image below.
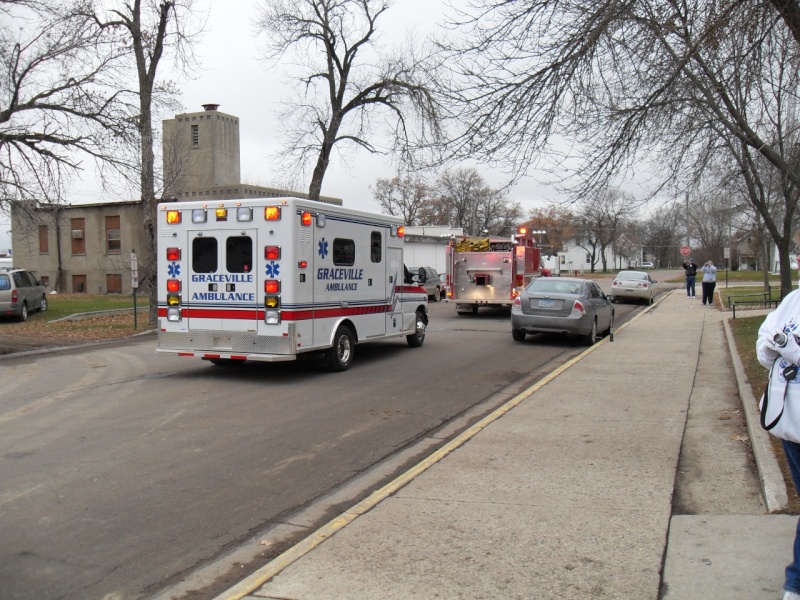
[437,1,800,294]
[88,0,205,322]
[643,202,684,268]
[253,0,441,201]
[371,175,430,225]
[0,1,131,213]
[689,193,733,264]
[433,167,520,235]
[571,190,637,273]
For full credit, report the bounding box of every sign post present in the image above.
[130,250,138,329]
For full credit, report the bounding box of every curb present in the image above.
[722,317,788,512]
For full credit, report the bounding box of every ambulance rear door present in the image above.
[186,229,258,332]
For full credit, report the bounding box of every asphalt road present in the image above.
[0,295,643,600]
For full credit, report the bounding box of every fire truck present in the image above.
[446,232,543,315]
[156,197,428,371]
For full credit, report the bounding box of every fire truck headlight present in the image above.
[167,307,182,322]
[265,309,281,324]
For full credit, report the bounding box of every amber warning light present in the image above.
[166,210,181,224]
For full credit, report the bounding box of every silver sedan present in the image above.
[610,270,657,305]
[510,277,614,346]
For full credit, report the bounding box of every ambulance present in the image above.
[156,197,428,371]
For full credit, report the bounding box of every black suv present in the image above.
[0,268,47,321]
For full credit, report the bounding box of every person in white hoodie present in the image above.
[757,290,800,600]
[700,261,717,306]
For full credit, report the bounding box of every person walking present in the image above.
[700,260,717,306]
[682,257,698,298]
[757,288,800,600]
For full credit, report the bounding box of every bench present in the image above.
[729,292,781,319]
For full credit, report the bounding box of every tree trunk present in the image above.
[308,115,342,201]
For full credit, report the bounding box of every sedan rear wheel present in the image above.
[583,318,597,346]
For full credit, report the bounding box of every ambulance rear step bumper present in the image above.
[157,328,298,361]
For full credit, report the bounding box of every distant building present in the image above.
[10,104,342,293]
[162,104,342,205]
[10,201,149,294]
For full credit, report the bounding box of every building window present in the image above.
[191,124,199,147]
[72,274,87,293]
[39,225,49,254]
[40,275,49,288]
[105,216,121,254]
[71,218,86,255]
[106,273,122,293]
[585,253,591,263]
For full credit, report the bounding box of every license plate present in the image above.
[538,299,555,308]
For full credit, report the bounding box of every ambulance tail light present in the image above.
[515,274,524,287]
[265,309,281,325]
[301,211,313,226]
[167,279,181,293]
[166,210,181,225]
[265,246,281,260]
[265,206,281,221]
[265,280,280,294]
[264,295,280,308]
[167,247,181,261]
[166,293,182,322]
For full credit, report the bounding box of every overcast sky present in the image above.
[0,0,565,252]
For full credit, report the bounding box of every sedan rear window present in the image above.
[528,279,583,295]
[615,272,647,281]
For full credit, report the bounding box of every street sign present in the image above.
[130,251,138,289]
[680,245,691,257]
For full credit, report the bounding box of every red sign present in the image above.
[680,245,691,257]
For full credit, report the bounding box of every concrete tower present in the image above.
[162,104,241,198]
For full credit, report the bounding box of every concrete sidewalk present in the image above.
[215,290,797,600]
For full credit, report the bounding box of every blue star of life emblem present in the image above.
[265,261,280,277]
[167,262,180,277]
[318,238,329,259]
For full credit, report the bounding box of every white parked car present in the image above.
[611,270,657,305]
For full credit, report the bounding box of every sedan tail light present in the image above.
[572,299,586,315]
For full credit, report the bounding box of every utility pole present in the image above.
[686,192,690,249]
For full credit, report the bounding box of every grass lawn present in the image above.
[32,293,140,321]
[729,315,800,513]
[1,293,150,340]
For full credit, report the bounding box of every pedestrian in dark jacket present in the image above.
[682,258,698,298]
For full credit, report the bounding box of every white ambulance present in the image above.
[156,197,428,371]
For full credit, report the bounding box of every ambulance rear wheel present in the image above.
[406,310,426,348]
[327,326,355,371]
